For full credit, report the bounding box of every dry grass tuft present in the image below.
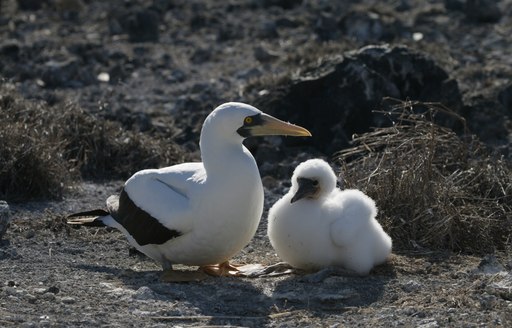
[337,99,512,254]
[1,90,70,201]
[57,103,185,179]
[0,84,185,201]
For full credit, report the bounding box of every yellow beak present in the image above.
[247,113,312,137]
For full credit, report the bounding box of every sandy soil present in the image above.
[1,0,512,327]
[1,182,512,327]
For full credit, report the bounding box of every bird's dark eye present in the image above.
[312,180,319,186]
[244,116,253,125]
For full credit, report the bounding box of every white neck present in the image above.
[199,128,255,177]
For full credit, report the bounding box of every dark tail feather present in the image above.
[67,209,110,227]
[68,209,109,218]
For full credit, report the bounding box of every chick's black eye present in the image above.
[312,180,319,186]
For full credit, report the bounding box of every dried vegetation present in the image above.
[337,99,512,254]
[0,84,185,201]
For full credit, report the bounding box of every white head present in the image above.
[201,102,311,146]
[289,158,338,203]
[199,102,311,172]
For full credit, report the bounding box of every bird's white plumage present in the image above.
[267,158,392,275]
[120,103,266,266]
[85,102,311,272]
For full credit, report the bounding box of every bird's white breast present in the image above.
[156,148,264,265]
[268,195,335,269]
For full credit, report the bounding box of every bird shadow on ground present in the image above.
[72,259,396,325]
[269,261,397,317]
[68,232,397,326]
[72,262,278,326]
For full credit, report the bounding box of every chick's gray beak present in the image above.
[291,178,319,203]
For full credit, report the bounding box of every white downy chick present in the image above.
[267,158,392,275]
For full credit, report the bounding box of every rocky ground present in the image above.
[1,0,512,327]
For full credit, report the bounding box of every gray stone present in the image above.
[476,254,505,275]
[132,286,157,301]
[41,292,56,301]
[417,319,440,328]
[465,0,502,23]
[478,293,499,310]
[25,294,37,304]
[0,200,10,240]
[3,286,21,296]
[487,272,512,300]
[109,7,160,42]
[40,58,96,88]
[38,320,51,327]
[254,46,279,63]
[402,279,423,293]
[60,296,77,304]
[33,288,48,295]
[0,40,20,59]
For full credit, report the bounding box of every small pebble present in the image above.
[33,288,48,294]
[4,286,20,296]
[25,293,37,303]
[60,296,76,304]
[47,286,60,294]
[402,280,422,293]
[41,293,56,301]
[24,229,35,239]
[133,286,157,301]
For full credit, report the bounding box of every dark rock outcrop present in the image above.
[255,44,463,155]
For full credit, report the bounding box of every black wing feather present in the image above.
[67,189,182,245]
[113,189,182,245]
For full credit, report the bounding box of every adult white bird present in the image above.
[267,158,392,275]
[68,102,311,279]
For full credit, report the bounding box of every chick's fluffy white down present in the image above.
[267,159,392,275]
